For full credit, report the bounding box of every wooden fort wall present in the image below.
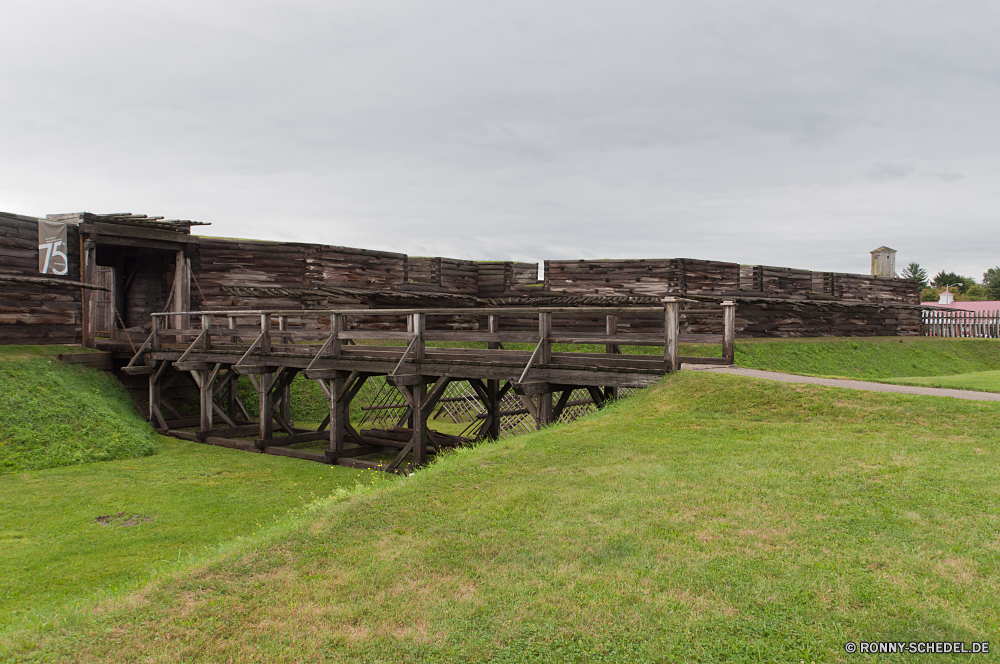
[0,212,83,344]
[0,212,922,344]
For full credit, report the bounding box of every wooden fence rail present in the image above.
[922,309,1000,338]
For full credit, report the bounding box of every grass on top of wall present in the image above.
[734,336,1000,381]
[0,346,159,474]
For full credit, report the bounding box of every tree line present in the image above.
[902,263,1000,301]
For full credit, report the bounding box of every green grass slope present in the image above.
[8,372,998,663]
[0,346,158,474]
[735,337,1000,380]
[0,438,370,630]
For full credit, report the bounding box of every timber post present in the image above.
[722,300,736,364]
[279,316,292,426]
[487,314,501,439]
[537,312,552,427]
[663,298,680,372]
[411,312,427,464]
[328,372,347,462]
[199,367,214,432]
[605,313,619,401]
[172,250,189,334]
[412,382,428,467]
[82,241,97,348]
[258,313,273,442]
[326,313,346,462]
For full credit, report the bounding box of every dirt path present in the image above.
[684,365,1000,402]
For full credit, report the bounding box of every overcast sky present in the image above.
[2,0,998,279]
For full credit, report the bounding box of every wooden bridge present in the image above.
[124,300,736,473]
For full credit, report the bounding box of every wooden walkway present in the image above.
[124,302,736,473]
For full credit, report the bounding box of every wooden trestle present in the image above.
[123,301,736,473]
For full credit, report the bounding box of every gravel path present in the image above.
[683,365,1000,402]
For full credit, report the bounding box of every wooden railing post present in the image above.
[537,311,552,426]
[488,314,500,349]
[201,314,212,352]
[605,314,619,354]
[663,298,679,372]
[721,300,736,364]
[260,313,272,354]
[331,313,343,357]
[151,315,160,350]
[412,312,426,361]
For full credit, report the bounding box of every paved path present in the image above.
[682,365,1000,402]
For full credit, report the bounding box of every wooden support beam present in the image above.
[258,370,274,444]
[412,382,428,467]
[488,379,501,439]
[586,386,606,410]
[421,376,452,415]
[551,389,573,421]
[663,297,680,372]
[198,363,221,433]
[328,373,347,462]
[149,365,168,430]
[385,440,414,472]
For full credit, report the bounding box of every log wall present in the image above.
[477,262,541,297]
[0,210,924,344]
[543,259,684,297]
[0,212,82,344]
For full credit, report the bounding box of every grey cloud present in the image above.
[1,0,999,278]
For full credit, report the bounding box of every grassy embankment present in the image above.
[4,369,998,663]
[734,337,1000,392]
[0,346,158,474]
[0,347,379,632]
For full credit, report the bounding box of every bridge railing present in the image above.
[128,300,737,373]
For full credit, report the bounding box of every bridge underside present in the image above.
[137,345,665,473]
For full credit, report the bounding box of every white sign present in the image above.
[37,220,69,275]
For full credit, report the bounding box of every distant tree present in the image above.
[983,267,1000,300]
[956,284,987,301]
[932,271,975,294]
[901,262,928,288]
[920,286,941,302]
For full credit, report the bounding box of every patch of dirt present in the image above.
[94,512,155,527]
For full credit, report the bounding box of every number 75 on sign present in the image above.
[38,240,69,275]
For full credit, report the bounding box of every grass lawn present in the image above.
[5,371,998,663]
[885,369,1000,393]
[0,437,381,633]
